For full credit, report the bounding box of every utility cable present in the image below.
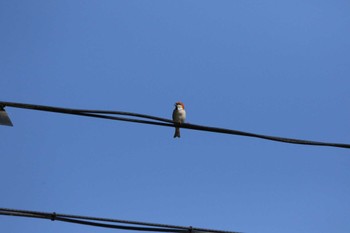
[0,208,241,233]
[0,101,349,149]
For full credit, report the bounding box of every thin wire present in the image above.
[0,101,173,123]
[1,101,349,149]
[0,211,184,232]
[0,208,241,233]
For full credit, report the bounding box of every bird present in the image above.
[172,102,186,138]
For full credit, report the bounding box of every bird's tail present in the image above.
[174,127,180,138]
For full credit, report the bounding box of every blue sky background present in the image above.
[1,1,350,233]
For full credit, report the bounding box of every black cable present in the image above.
[0,211,184,232]
[178,122,350,148]
[1,101,349,149]
[0,101,173,123]
[0,208,241,233]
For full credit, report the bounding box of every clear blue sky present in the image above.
[1,1,350,233]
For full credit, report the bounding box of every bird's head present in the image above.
[174,102,185,110]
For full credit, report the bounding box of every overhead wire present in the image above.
[0,208,241,233]
[0,101,173,123]
[0,101,349,149]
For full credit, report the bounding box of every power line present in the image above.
[1,101,349,149]
[0,208,241,233]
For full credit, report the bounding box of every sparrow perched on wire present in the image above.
[172,102,186,138]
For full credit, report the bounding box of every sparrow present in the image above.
[172,102,186,138]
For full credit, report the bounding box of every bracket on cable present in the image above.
[0,106,13,126]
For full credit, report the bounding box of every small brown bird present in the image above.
[172,102,186,138]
